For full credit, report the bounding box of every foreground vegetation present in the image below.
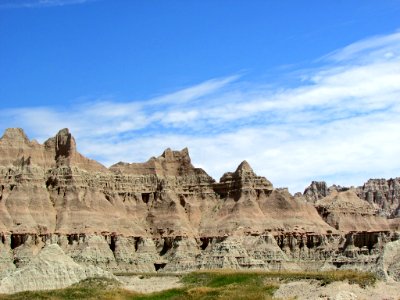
[0,270,377,300]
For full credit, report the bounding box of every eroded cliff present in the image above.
[0,128,399,280]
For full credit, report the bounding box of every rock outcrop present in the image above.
[303,178,400,218]
[376,237,400,282]
[0,244,116,294]
[315,190,389,231]
[0,127,399,286]
[303,181,330,203]
[357,178,400,218]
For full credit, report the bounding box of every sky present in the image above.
[1,0,400,192]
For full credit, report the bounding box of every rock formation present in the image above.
[358,178,400,218]
[315,190,389,231]
[303,178,400,218]
[0,244,116,294]
[0,127,399,288]
[376,237,400,282]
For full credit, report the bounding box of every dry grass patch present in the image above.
[0,270,377,300]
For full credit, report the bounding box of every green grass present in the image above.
[0,278,135,300]
[132,288,187,300]
[263,269,376,287]
[0,270,377,300]
[182,269,376,288]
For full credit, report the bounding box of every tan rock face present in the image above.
[208,161,332,235]
[0,128,54,169]
[110,147,205,177]
[0,127,399,281]
[315,190,390,231]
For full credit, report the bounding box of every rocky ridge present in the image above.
[0,128,399,284]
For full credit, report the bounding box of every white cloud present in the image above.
[322,31,400,62]
[150,75,240,105]
[1,31,400,193]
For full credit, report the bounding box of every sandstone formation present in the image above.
[0,127,399,288]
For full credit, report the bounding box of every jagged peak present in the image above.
[161,147,171,156]
[110,147,200,177]
[0,128,30,143]
[311,180,327,186]
[56,128,71,136]
[219,160,255,182]
[45,128,72,144]
[235,160,254,174]
[218,160,273,191]
[161,147,191,163]
[303,181,329,203]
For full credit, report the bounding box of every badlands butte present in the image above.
[0,127,400,292]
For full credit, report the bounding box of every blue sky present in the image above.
[1,0,400,192]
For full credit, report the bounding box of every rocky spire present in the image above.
[42,128,106,171]
[234,160,255,177]
[54,128,76,163]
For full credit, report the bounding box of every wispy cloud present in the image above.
[1,31,400,193]
[0,0,96,9]
[323,30,400,63]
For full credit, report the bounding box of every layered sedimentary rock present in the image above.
[0,127,399,284]
[303,180,400,232]
[303,178,400,218]
[315,190,389,231]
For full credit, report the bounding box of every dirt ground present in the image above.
[273,279,400,300]
[117,275,400,299]
[117,275,183,293]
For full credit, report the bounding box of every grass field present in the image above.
[0,270,377,300]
